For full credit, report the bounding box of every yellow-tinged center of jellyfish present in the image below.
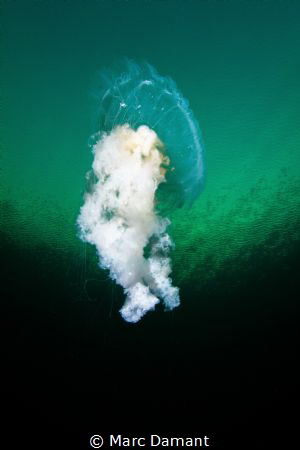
[114,124,170,179]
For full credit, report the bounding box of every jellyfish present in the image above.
[77,59,204,323]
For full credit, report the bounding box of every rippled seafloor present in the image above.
[1,1,299,447]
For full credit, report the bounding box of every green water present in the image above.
[1,1,299,444]
[2,1,299,292]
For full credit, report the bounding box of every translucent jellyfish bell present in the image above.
[93,59,204,211]
[78,60,204,323]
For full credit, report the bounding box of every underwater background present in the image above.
[1,1,299,447]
